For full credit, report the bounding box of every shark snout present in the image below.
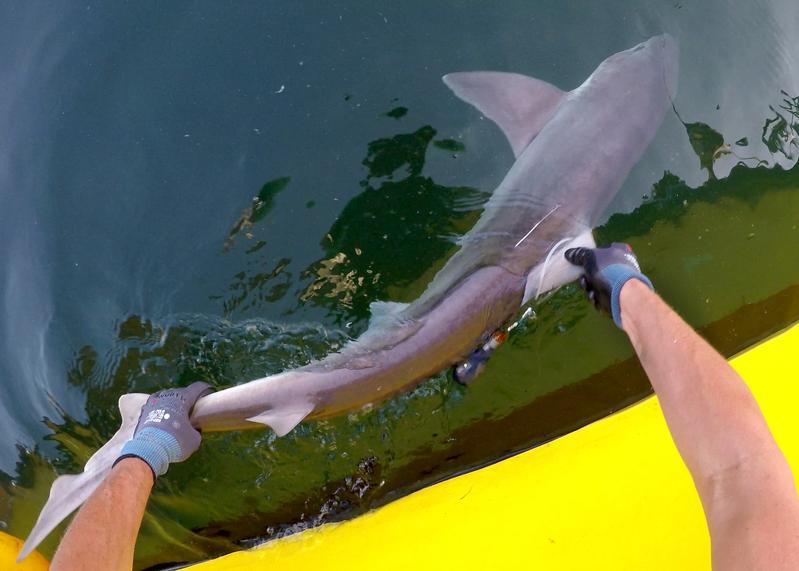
[656,34,680,100]
[629,34,677,57]
[623,34,679,100]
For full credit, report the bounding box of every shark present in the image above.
[20,34,678,560]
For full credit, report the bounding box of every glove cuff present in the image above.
[114,427,182,480]
[603,264,654,329]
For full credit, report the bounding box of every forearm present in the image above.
[50,458,153,571]
[621,280,794,495]
[565,242,799,568]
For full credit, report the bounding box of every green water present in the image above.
[1,2,798,569]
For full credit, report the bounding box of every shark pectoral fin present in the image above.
[368,300,409,329]
[19,392,149,562]
[442,71,566,158]
[522,230,597,305]
[247,401,314,437]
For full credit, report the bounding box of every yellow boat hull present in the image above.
[4,324,797,570]
[189,323,799,571]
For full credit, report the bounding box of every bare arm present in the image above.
[50,458,152,571]
[620,278,799,570]
[49,382,212,570]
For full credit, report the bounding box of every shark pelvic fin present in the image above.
[247,401,314,437]
[19,392,149,563]
[522,230,596,305]
[442,71,565,158]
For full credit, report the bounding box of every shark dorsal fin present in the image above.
[247,401,315,437]
[442,71,566,158]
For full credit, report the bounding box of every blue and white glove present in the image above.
[564,243,653,329]
[114,381,213,480]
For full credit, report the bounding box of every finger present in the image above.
[564,247,590,266]
[182,381,215,407]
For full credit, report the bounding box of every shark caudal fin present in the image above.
[442,71,566,158]
[18,393,149,563]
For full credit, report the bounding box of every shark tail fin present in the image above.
[247,400,315,437]
[18,393,149,563]
[442,71,566,157]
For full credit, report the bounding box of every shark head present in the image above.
[591,34,679,104]
[442,34,679,302]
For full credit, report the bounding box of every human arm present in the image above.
[50,458,153,571]
[50,381,212,571]
[566,244,799,571]
[620,279,799,571]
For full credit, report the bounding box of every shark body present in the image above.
[21,34,678,560]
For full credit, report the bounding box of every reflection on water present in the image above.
[300,119,485,322]
[683,120,727,179]
[215,257,293,317]
[1,2,799,569]
[676,91,798,180]
[212,116,485,324]
[762,91,799,159]
[224,176,291,252]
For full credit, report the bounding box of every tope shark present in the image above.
[21,34,678,560]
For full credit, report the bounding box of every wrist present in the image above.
[619,278,653,336]
[115,427,182,481]
[602,265,653,328]
[112,456,156,489]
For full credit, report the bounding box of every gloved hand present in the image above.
[564,243,653,329]
[114,381,213,480]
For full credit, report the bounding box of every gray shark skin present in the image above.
[20,34,678,560]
